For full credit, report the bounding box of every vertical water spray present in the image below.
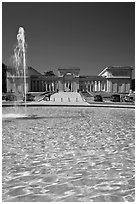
[14,27,27,112]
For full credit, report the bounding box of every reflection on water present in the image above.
[2,107,135,202]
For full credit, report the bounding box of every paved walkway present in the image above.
[2,101,135,109]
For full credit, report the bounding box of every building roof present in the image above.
[58,67,80,70]
[30,75,59,80]
[107,66,133,70]
[28,66,42,76]
[79,75,106,81]
[98,66,133,76]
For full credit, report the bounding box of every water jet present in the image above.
[2,27,29,119]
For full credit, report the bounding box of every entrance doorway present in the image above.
[65,81,72,92]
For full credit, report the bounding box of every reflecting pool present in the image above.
[2,107,135,202]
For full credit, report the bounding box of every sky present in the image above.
[2,2,135,77]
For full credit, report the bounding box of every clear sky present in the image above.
[2,2,135,77]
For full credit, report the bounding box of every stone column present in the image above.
[76,81,78,92]
[65,82,67,91]
[122,83,126,93]
[53,82,55,91]
[41,81,43,91]
[107,80,109,92]
[49,82,51,91]
[115,83,118,93]
[39,80,41,92]
[40,80,42,92]
[52,82,54,91]
[91,82,93,92]
[92,81,94,91]
[110,81,113,92]
[34,80,36,92]
[49,83,51,91]
[126,83,130,93]
[97,81,98,91]
[43,81,45,91]
[31,80,33,91]
[36,80,38,92]
[32,80,34,91]
[35,80,37,92]
[38,80,40,92]
[100,81,102,91]
[98,81,101,91]
[45,82,47,91]
[85,83,87,91]
[51,82,53,91]
[36,80,38,91]
[89,83,91,92]
[33,80,35,92]
[95,81,97,91]
[58,80,63,92]
[35,80,37,91]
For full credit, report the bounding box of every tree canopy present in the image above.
[44,71,55,76]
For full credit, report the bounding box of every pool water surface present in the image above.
[2,107,135,202]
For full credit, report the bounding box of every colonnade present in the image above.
[110,81,130,93]
[80,80,107,92]
[31,80,57,92]
[30,79,109,92]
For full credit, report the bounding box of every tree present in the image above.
[2,63,7,93]
[44,71,55,76]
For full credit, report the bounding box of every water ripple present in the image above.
[2,107,135,202]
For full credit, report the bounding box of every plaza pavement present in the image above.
[2,100,135,109]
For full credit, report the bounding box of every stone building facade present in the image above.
[58,68,80,92]
[5,65,133,94]
[98,66,133,93]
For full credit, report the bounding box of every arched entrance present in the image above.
[58,68,80,92]
[63,74,73,91]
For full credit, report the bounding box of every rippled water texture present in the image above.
[2,107,135,202]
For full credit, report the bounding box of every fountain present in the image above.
[14,27,27,109]
[3,27,28,119]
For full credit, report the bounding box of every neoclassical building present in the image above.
[98,66,133,93]
[4,65,133,94]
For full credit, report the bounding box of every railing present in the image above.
[80,90,94,103]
